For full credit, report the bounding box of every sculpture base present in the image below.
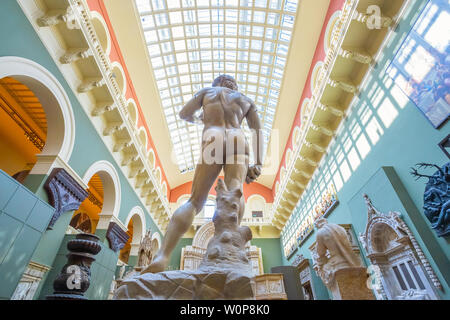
[329,267,374,300]
[113,266,255,300]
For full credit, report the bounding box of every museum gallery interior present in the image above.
[0,0,449,301]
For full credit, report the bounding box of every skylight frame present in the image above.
[136,0,300,173]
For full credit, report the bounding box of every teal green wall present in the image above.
[168,238,193,270]
[0,170,54,299]
[251,238,283,274]
[0,0,163,299]
[281,0,449,299]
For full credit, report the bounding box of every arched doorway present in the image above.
[119,208,146,266]
[68,173,104,234]
[0,57,75,177]
[0,76,47,181]
[81,160,121,235]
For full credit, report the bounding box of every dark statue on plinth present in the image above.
[410,162,450,237]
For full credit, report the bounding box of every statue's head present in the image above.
[212,74,238,91]
[314,217,328,229]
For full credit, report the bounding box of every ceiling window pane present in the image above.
[135,0,299,172]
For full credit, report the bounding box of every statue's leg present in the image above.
[224,155,249,224]
[141,162,222,274]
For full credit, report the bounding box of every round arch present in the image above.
[126,98,138,128]
[155,166,162,185]
[161,181,167,199]
[82,160,121,219]
[124,206,146,246]
[324,11,342,53]
[90,11,111,55]
[300,98,311,125]
[192,221,215,249]
[292,126,301,148]
[0,56,75,163]
[285,148,293,167]
[310,61,324,94]
[280,166,287,184]
[150,232,162,253]
[111,61,127,96]
[137,127,148,151]
[147,149,156,169]
[247,194,266,218]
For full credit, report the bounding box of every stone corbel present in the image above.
[150,201,163,213]
[310,123,334,137]
[104,122,125,136]
[135,176,150,189]
[113,139,132,152]
[317,102,345,117]
[271,217,284,228]
[353,11,393,29]
[129,166,145,179]
[339,48,373,65]
[293,167,312,179]
[78,77,106,93]
[328,78,358,94]
[304,141,326,154]
[289,178,306,190]
[285,187,301,198]
[121,153,138,166]
[37,7,79,29]
[44,168,89,228]
[60,47,92,64]
[106,222,130,252]
[146,194,157,206]
[91,101,115,116]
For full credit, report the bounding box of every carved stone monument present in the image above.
[309,218,373,300]
[359,194,441,300]
[113,180,256,300]
[137,229,153,269]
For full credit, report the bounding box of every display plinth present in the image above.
[329,267,374,300]
[113,264,255,300]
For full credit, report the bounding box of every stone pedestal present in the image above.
[328,267,374,300]
[114,265,255,300]
[114,180,261,300]
[46,233,101,300]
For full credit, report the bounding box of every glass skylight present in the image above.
[136,0,299,173]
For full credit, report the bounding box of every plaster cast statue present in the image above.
[142,75,263,274]
[113,179,257,299]
[137,230,153,268]
[313,218,361,285]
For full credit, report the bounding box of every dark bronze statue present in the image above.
[411,162,450,237]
